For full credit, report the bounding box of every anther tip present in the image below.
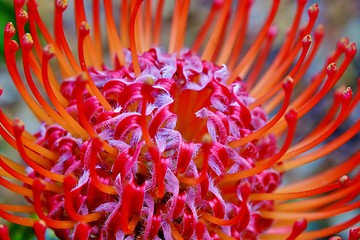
[349,226,360,240]
[283,76,294,91]
[17,9,29,24]
[56,0,68,10]
[4,22,16,39]
[80,21,91,35]
[302,35,312,48]
[268,25,278,38]
[308,3,319,16]
[346,42,357,57]
[43,44,55,59]
[0,224,10,240]
[326,63,338,76]
[21,33,34,49]
[339,175,351,187]
[337,37,350,52]
[13,118,25,131]
[341,87,353,101]
[285,109,298,123]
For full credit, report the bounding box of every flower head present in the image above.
[0,0,359,239]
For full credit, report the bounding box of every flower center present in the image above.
[30,48,281,238]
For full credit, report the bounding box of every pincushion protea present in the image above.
[0,0,359,239]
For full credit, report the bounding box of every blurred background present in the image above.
[0,0,359,239]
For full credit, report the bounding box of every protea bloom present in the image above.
[0,0,359,239]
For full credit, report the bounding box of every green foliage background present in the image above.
[0,0,16,62]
